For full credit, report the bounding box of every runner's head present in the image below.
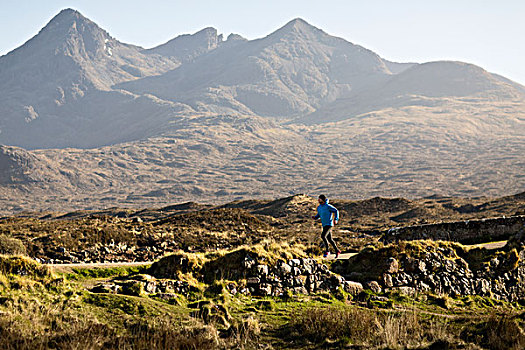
[318,194,327,204]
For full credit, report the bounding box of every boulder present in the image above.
[365,281,382,293]
[343,281,364,295]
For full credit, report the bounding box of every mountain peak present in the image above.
[55,8,82,18]
[40,8,110,38]
[46,8,92,29]
[34,8,112,56]
[146,26,222,61]
[285,18,310,27]
[281,18,318,32]
[268,18,324,40]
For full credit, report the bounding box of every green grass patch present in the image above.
[65,265,149,281]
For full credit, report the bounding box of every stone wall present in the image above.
[240,256,363,297]
[381,216,525,244]
[91,252,365,299]
[332,237,525,302]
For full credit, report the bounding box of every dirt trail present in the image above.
[49,240,508,272]
[50,261,152,273]
[327,240,507,260]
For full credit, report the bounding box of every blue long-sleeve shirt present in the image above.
[314,200,339,227]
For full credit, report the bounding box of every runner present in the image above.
[312,194,341,258]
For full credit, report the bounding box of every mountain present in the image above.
[118,18,525,122]
[1,11,524,148]
[0,9,186,148]
[117,18,396,118]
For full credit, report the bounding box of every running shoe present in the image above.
[323,251,330,258]
[336,250,342,259]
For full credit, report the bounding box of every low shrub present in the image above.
[0,235,26,255]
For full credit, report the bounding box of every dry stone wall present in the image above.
[91,251,365,299]
[381,216,525,244]
[333,235,525,302]
[240,256,363,297]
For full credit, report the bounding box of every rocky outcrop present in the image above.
[381,216,525,245]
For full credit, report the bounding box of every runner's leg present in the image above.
[321,226,331,252]
[326,227,339,252]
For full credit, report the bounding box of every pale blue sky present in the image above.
[1,0,524,84]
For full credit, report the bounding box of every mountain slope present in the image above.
[0,9,523,208]
[297,61,525,124]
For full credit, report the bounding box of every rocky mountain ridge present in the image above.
[1,9,523,149]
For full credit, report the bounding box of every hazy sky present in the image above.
[1,0,524,84]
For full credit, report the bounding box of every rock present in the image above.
[120,281,145,296]
[259,283,272,296]
[475,279,491,296]
[343,281,364,295]
[246,277,260,285]
[144,281,157,294]
[256,264,269,275]
[393,286,417,297]
[383,274,393,288]
[155,293,179,301]
[292,286,308,295]
[302,264,313,275]
[279,263,292,275]
[283,277,294,288]
[365,281,382,293]
[242,256,256,269]
[418,281,431,292]
[295,275,307,286]
[91,283,120,294]
[289,259,301,267]
[387,257,399,273]
[133,274,155,282]
[417,260,427,274]
[330,274,344,287]
[301,258,314,265]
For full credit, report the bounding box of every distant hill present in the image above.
[298,61,525,124]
